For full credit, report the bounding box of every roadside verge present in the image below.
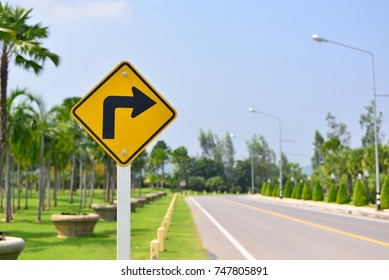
[251,194,389,220]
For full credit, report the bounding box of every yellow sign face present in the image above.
[71,61,177,166]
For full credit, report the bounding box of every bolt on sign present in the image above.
[71,61,177,166]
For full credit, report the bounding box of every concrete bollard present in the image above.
[165,214,171,230]
[168,213,172,224]
[150,193,179,259]
[150,240,159,260]
[161,221,167,239]
[158,227,165,252]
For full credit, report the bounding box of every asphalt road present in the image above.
[186,195,389,260]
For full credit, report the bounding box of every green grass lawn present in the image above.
[0,189,208,260]
[159,194,208,260]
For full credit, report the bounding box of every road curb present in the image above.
[252,195,389,220]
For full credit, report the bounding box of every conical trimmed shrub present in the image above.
[313,181,324,201]
[381,177,389,209]
[336,183,350,204]
[302,181,312,200]
[272,184,280,197]
[295,183,303,199]
[327,183,337,203]
[283,180,292,198]
[291,183,297,199]
[352,179,369,206]
[266,184,273,196]
[261,183,268,196]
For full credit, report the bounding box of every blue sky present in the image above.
[9,0,389,168]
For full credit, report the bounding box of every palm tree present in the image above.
[131,150,148,195]
[46,112,73,208]
[3,88,34,220]
[50,123,70,206]
[0,2,59,222]
[149,140,171,188]
[50,97,81,203]
[7,89,36,212]
[171,146,190,187]
[21,94,58,221]
[86,139,106,208]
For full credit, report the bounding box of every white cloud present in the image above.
[22,0,133,23]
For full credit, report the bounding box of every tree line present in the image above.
[310,107,389,209]
[141,129,305,194]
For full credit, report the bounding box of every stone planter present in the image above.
[135,197,147,207]
[91,204,117,221]
[51,213,99,238]
[0,236,25,260]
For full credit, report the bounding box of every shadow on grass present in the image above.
[131,228,155,237]
[5,223,117,253]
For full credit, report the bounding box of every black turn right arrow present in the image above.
[102,87,156,139]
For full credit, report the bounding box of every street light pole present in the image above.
[312,34,381,210]
[248,108,283,199]
[251,155,254,194]
[230,133,258,194]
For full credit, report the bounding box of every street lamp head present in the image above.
[230,133,235,138]
[312,33,328,43]
[248,107,256,113]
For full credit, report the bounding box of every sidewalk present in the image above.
[252,194,389,220]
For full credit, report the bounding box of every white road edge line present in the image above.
[189,197,256,260]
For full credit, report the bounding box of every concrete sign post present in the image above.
[117,165,131,260]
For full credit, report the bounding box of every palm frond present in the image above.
[0,27,16,41]
[1,3,60,72]
[14,53,43,74]
[7,87,34,111]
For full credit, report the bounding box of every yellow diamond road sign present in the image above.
[71,61,177,166]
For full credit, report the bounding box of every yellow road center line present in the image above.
[221,198,389,248]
